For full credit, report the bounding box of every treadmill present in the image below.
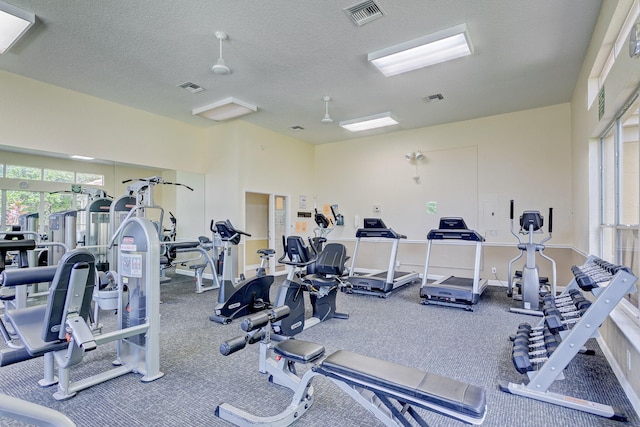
[420,217,487,311]
[346,218,419,298]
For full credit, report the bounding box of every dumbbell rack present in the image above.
[500,255,637,421]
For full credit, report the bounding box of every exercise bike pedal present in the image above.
[252,299,267,311]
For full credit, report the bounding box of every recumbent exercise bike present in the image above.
[271,235,349,336]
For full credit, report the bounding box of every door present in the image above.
[244,192,289,276]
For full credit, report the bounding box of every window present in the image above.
[599,94,640,309]
[44,168,74,183]
[0,163,104,234]
[5,190,40,229]
[76,172,104,186]
[5,165,42,181]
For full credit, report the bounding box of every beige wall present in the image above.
[315,104,573,278]
[0,70,206,174]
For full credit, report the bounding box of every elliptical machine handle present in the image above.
[548,208,553,234]
[210,219,216,232]
[510,199,514,220]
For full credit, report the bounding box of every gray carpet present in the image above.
[1,273,639,427]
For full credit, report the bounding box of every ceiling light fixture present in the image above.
[0,0,35,54]
[339,112,398,132]
[70,155,95,161]
[212,31,231,75]
[321,96,333,124]
[192,97,257,121]
[368,23,473,77]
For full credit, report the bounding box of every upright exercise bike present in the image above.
[209,220,275,324]
[507,200,557,316]
[272,236,348,336]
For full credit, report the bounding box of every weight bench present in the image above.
[216,308,486,426]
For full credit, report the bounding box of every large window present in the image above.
[599,94,640,308]
[0,162,105,235]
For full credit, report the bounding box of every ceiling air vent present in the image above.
[344,0,384,26]
[423,93,444,103]
[178,82,205,94]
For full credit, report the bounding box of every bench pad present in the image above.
[318,350,486,419]
[5,305,68,357]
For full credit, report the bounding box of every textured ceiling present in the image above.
[0,0,602,144]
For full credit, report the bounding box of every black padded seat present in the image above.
[273,340,325,364]
[1,250,95,363]
[5,305,68,357]
[318,350,486,420]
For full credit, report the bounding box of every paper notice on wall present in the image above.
[295,221,307,233]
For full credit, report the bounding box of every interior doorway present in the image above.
[244,191,288,276]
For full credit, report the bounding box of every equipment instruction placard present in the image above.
[120,253,142,278]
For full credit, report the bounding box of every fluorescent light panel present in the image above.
[70,155,94,161]
[339,112,398,132]
[0,0,35,54]
[368,23,472,77]
[192,97,257,121]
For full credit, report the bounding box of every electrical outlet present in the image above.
[491,267,497,274]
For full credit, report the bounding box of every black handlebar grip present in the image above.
[220,335,248,356]
[548,208,553,233]
[510,200,514,220]
[241,311,270,332]
[210,219,215,232]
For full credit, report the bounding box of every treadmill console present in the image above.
[438,217,468,230]
[428,217,484,242]
[363,218,387,229]
[520,211,543,232]
[356,218,404,239]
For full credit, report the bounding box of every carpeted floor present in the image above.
[1,272,638,426]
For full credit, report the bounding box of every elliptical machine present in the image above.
[209,220,275,324]
[272,235,348,336]
[507,200,557,316]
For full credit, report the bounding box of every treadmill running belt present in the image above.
[371,270,412,280]
[440,276,473,288]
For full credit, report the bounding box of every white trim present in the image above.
[597,332,640,418]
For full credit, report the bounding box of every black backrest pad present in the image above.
[316,243,347,276]
[319,350,486,419]
[286,236,310,262]
[42,250,96,343]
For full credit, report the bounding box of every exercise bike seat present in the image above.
[257,248,275,256]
